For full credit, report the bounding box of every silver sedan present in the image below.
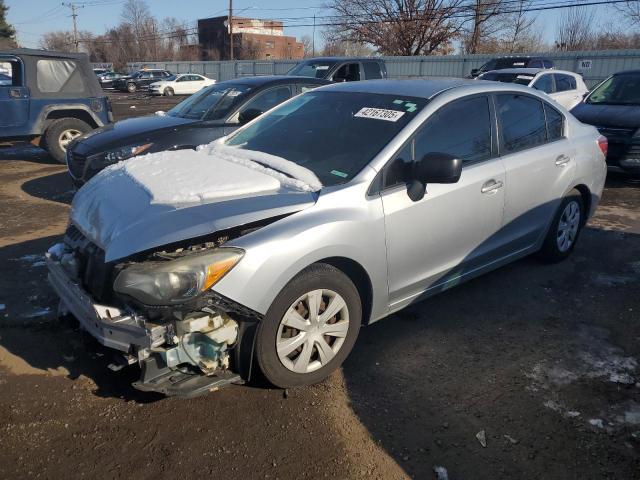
[47,79,607,394]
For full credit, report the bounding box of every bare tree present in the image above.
[463,0,506,54]
[324,0,466,56]
[616,1,640,26]
[500,0,543,53]
[300,34,314,57]
[40,31,76,51]
[555,6,596,51]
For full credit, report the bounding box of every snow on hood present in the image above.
[70,145,319,261]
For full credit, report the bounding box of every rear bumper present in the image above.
[45,253,166,353]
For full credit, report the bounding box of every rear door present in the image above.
[496,93,575,251]
[0,58,29,129]
[362,61,383,80]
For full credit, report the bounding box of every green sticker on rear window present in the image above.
[330,170,348,178]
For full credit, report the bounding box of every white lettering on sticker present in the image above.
[354,107,405,122]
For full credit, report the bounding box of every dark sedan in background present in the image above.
[572,70,640,176]
[112,69,172,93]
[67,76,330,186]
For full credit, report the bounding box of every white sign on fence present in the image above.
[578,59,593,70]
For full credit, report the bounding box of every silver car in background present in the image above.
[46,79,607,396]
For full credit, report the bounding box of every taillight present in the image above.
[597,135,608,158]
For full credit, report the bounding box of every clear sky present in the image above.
[6,0,619,51]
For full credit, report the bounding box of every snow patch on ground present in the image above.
[12,253,46,268]
[527,325,638,430]
[47,243,67,259]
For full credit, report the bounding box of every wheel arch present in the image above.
[313,256,374,326]
[571,183,592,225]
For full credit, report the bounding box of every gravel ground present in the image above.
[0,94,639,479]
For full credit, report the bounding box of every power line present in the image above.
[62,0,623,47]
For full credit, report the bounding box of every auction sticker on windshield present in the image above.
[355,107,405,122]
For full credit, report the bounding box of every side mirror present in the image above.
[407,152,462,202]
[470,68,479,76]
[238,108,263,125]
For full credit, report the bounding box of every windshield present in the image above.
[587,73,640,106]
[287,61,337,78]
[479,72,533,85]
[225,91,427,187]
[167,83,252,120]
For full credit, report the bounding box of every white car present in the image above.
[478,68,589,110]
[149,73,216,96]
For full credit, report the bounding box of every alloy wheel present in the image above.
[276,289,350,374]
[58,129,82,151]
[557,200,581,252]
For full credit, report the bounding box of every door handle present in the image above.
[555,154,570,166]
[481,179,503,194]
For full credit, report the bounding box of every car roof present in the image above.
[613,69,640,75]
[219,75,332,86]
[483,68,578,76]
[298,57,382,62]
[1,48,89,60]
[484,68,544,75]
[321,78,478,99]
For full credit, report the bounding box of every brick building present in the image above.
[198,16,304,61]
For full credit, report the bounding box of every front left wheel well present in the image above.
[315,257,373,325]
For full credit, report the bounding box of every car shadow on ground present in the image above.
[340,225,640,479]
[0,144,56,165]
[22,171,74,205]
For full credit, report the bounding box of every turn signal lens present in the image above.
[203,255,243,291]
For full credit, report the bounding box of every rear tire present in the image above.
[43,118,92,164]
[127,82,137,93]
[164,87,174,96]
[256,263,361,388]
[538,189,584,262]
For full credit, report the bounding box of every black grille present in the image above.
[64,225,114,302]
[67,150,87,180]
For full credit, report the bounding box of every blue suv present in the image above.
[0,49,112,163]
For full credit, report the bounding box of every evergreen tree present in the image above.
[0,0,17,47]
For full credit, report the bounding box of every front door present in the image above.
[380,95,506,311]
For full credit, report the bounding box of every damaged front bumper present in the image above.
[45,251,243,397]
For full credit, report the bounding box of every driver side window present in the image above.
[382,96,492,190]
[333,63,361,82]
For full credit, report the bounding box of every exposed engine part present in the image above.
[158,312,238,375]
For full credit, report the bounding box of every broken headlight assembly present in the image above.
[113,248,244,306]
[90,142,154,166]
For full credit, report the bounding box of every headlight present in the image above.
[90,143,153,166]
[113,248,243,305]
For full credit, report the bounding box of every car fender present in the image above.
[212,182,390,323]
[35,103,106,131]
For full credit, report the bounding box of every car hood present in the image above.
[73,115,199,153]
[571,103,640,129]
[70,147,319,262]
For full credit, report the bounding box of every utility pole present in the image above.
[228,0,233,60]
[62,2,83,52]
[312,15,316,57]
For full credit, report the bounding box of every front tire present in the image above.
[43,118,91,163]
[127,82,137,93]
[538,189,584,262]
[164,87,174,96]
[256,263,361,388]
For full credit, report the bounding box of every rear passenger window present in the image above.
[363,62,382,79]
[554,74,576,92]
[496,94,547,154]
[544,103,564,141]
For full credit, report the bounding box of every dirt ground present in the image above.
[0,94,639,479]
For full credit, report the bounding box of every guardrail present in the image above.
[128,49,640,87]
